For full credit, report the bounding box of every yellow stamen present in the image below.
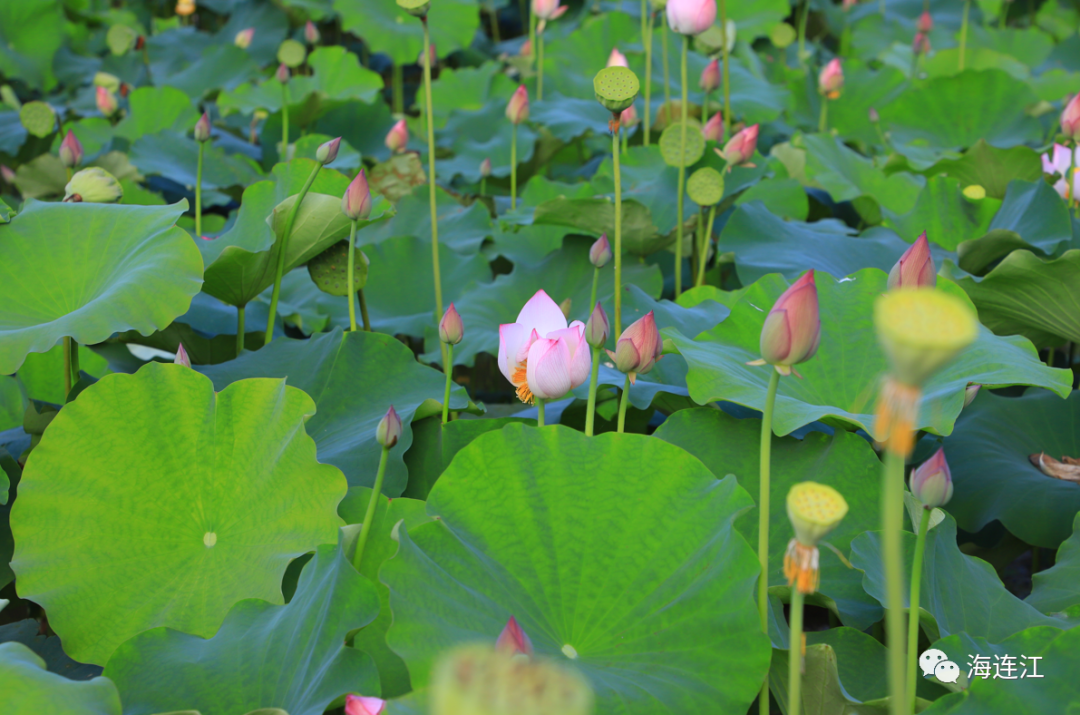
[874,377,921,456]
[784,538,820,595]
[512,361,533,405]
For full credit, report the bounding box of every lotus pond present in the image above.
[2,0,1080,713]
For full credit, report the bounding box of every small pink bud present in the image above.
[174,343,191,367]
[479,157,492,178]
[917,11,933,33]
[607,311,662,380]
[96,86,118,117]
[342,169,373,220]
[193,112,211,143]
[59,130,83,168]
[585,302,609,349]
[385,119,408,154]
[0,165,15,184]
[888,232,936,289]
[818,58,844,99]
[759,270,820,370]
[316,136,341,164]
[376,405,402,449]
[666,0,717,36]
[910,447,953,508]
[868,107,880,123]
[305,20,320,45]
[532,0,566,21]
[495,616,533,656]
[702,112,724,143]
[719,123,758,165]
[842,0,857,10]
[619,104,638,128]
[506,85,529,125]
[276,63,290,84]
[912,31,931,56]
[234,27,255,48]
[589,233,612,268]
[345,694,386,715]
[519,39,533,57]
[439,303,464,345]
[607,47,629,68]
[699,58,720,91]
[963,384,980,409]
[1061,94,1080,142]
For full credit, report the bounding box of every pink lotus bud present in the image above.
[480,157,492,178]
[496,616,533,656]
[589,233,612,267]
[345,694,386,715]
[316,136,341,164]
[963,384,980,408]
[719,123,758,165]
[842,0,857,10]
[193,112,211,143]
[818,58,844,99]
[702,112,724,143]
[532,0,567,21]
[607,47,629,68]
[59,130,83,168]
[869,107,880,123]
[917,11,933,33]
[0,165,14,184]
[1061,93,1080,142]
[506,85,529,125]
[385,119,408,154]
[234,27,255,49]
[305,20,320,45]
[174,343,191,368]
[418,44,437,67]
[666,0,717,37]
[585,302,609,349]
[912,31,931,56]
[700,58,720,91]
[519,39,533,57]
[276,63,290,84]
[607,311,662,380]
[910,447,953,508]
[888,232,936,289]
[376,405,402,449]
[619,104,638,128]
[439,303,464,345]
[759,270,820,370]
[342,169,372,220]
[96,86,118,117]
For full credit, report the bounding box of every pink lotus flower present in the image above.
[376,405,401,448]
[666,0,716,36]
[96,86,118,117]
[1063,94,1080,141]
[607,47,629,68]
[718,123,758,166]
[619,104,638,128]
[193,112,211,143]
[506,85,530,125]
[342,169,373,220]
[910,447,953,508]
[888,232,936,289]
[700,58,720,91]
[1042,143,1079,200]
[532,0,568,21]
[607,311,662,382]
[758,270,820,374]
[496,616,533,656]
[276,63,290,84]
[912,31,931,56]
[499,290,591,403]
[316,136,341,164]
[818,58,843,99]
[702,112,724,143]
[173,343,191,367]
[59,130,83,168]
[585,302,609,349]
[305,20,320,44]
[589,233,612,268]
[385,119,408,154]
[439,303,464,345]
[842,0,857,10]
[345,694,386,715]
[917,11,933,33]
[480,157,492,178]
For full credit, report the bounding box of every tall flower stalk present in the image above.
[818,58,843,134]
[720,0,731,136]
[439,305,464,423]
[643,4,655,145]
[507,86,529,210]
[532,0,566,101]
[193,112,210,237]
[353,406,401,572]
[583,303,608,436]
[342,169,373,332]
[607,312,661,433]
[958,0,971,71]
[277,63,290,160]
[588,234,611,312]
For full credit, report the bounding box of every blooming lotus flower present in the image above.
[506,85,529,125]
[276,63,290,83]
[756,270,820,375]
[1063,94,1080,141]
[496,616,533,656]
[607,311,662,382]
[193,112,211,143]
[718,123,758,166]
[917,10,933,33]
[59,130,83,168]
[234,27,255,48]
[818,58,843,99]
[386,119,408,153]
[666,0,717,36]
[585,303,609,349]
[607,47,629,68]
[345,694,386,715]
[96,86,118,117]
[440,304,464,345]
[910,447,953,508]
[888,232,936,289]
[316,136,341,164]
[342,169,373,220]
[1041,143,1079,200]
[700,58,720,91]
[589,233,612,267]
[174,343,191,368]
[376,405,401,448]
[498,290,591,403]
[619,104,638,129]
[702,112,724,142]
[532,0,568,21]
[305,20,320,44]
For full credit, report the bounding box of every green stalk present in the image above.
[538,30,545,101]
[442,343,455,423]
[392,63,403,115]
[674,35,689,300]
[195,141,203,237]
[64,337,72,398]
[883,449,908,715]
[347,219,359,332]
[661,23,671,107]
[589,266,600,315]
[530,11,538,85]
[480,177,487,197]
[906,507,931,715]
[622,128,629,154]
[612,123,624,337]
[282,82,290,160]
[702,89,711,128]
[789,588,805,715]
[616,374,631,433]
[421,18,448,370]
[959,0,970,71]
[264,161,322,345]
[352,446,390,572]
[798,0,810,66]
[819,98,829,134]
[70,338,80,386]
[488,4,501,43]
[236,305,245,357]
[358,289,371,331]
[536,398,546,427]
[644,7,653,146]
[584,346,602,436]
[511,123,518,209]
[696,204,716,287]
[758,367,781,715]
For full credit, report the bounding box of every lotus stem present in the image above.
[696,204,716,287]
[392,63,403,115]
[511,124,518,209]
[644,7,654,146]
[70,338,80,386]
[622,128,629,154]
[883,448,908,715]
[264,161,322,345]
[589,266,600,316]
[236,305,245,357]
[488,3,501,43]
[612,123,624,337]
[959,0,970,71]
[661,23,671,107]
[758,367,781,715]
[702,89,712,129]
[789,587,805,715]
[537,30,545,101]
[480,177,487,197]
[819,99,829,134]
[536,398,546,427]
[442,343,454,423]
[195,140,203,237]
[358,289,371,331]
[675,34,689,300]
[906,507,931,715]
[720,0,731,135]
[353,445,390,572]
[617,373,631,433]
[798,0,810,66]
[585,346,602,436]
[530,11,538,91]
[421,18,448,370]
[64,337,72,398]
[282,82,290,160]
[347,219,359,332]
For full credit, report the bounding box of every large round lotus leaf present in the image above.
[802,133,925,217]
[666,269,1071,440]
[335,0,479,65]
[104,543,380,715]
[105,24,137,55]
[113,86,199,143]
[382,424,771,715]
[942,388,1080,549]
[1,642,121,715]
[882,176,999,251]
[659,121,705,168]
[1027,512,1080,616]
[10,363,347,665]
[0,200,203,375]
[306,240,369,296]
[919,140,1042,200]
[19,101,56,138]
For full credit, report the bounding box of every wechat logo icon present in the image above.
[919,648,961,684]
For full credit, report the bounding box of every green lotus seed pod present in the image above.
[593,67,640,114]
[397,0,431,16]
[277,39,307,68]
[64,167,124,203]
[20,101,56,139]
[687,166,724,206]
[769,22,797,49]
[659,121,705,168]
[307,240,369,296]
[93,72,122,93]
[106,24,138,56]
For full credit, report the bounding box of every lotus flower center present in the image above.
[204,532,217,548]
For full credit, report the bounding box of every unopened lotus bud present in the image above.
[912,32,931,56]
[963,384,980,408]
[758,270,820,374]
[93,72,122,93]
[316,136,341,164]
[607,311,662,381]
[910,447,953,509]
[376,405,402,449]
[96,86,118,117]
[787,481,847,547]
[585,303,609,349]
[386,119,408,153]
[888,232,935,289]
[0,165,14,184]
[868,107,880,123]
[666,0,717,36]
[342,169,373,220]
[589,233,612,268]
[532,0,568,21]
[345,694,386,715]
[174,343,191,367]
[64,167,123,203]
[818,58,843,99]
[496,616,533,656]
[440,304,464,345]
[234,27,255,48]
[874,288,977,387]
[842,0,856,10]
[700,58,720,91]
[917,11,933,33]
[619,104,639,129]
[480,157,492,178]
[607,47,629,68]
[719,123,758,165]
[702,112,723,142]
[305,20,321,44]
[59,130,83,168]
[506,85,529,125]
[519,39,533,57]
[193,112,211,143]
[276,63,290,84]
[176,0,195,16]
[1061,93,1080,142]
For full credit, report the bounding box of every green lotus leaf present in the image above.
[0,1,65,90]
[0,200,203,375]
[796,61,906,147]
[0,615,103,681]
[335,0,479,64]
[0,377,25,433]
[882,175,999,250]
[917,140,1042,200]
[1027,512,1080,618]
[113,86,198,142]
[528,92,616,145]
[966,25,1055,69]
[129,130,263,196]
[146,33,261,100]
[1,642,121,715]
[803,133,925,219]
[431,100,539,185]
[361,185,490,255]
[15,342,110,405]
[382,424,771,715]
[734,177,810,221]
[533,196,663,256]
[10,364,347,665]
[666,269,1071,440]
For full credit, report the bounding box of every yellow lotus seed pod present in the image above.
[786,481,848,547]
[874,288,977,388]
